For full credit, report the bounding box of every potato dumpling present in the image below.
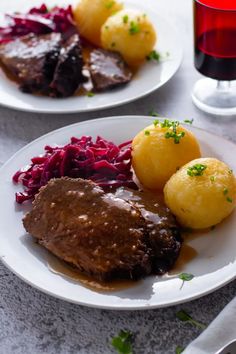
[73,0,123,46]
[164,158,236,229]
[101,9,156,65]
[132,120,201,190]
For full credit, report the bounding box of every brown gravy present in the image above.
[47,255,138,292]
[168,244,198,275]
[47,244,198,291]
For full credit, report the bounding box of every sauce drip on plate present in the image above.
[47,255,138,292]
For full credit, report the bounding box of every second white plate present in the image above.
[0,0,182,114]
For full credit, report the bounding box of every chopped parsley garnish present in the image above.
[111,330,133,354]
[223,188,228,195]
[210,176,215,182]
[176,346,184,354]
[161,120,185,144]
[105,1,115,9]
[111,42,116,47]
[146,50,161,62]
[123,15,129,23]
[149,118,185,144]
[176,310,206,329]
[228,169,233,174]
[153,119,159,127]
[227,197,233,203]
[87,91,95,97]
[149,110,160,117]
[187,164,207,177]
[183,119,194,124]
[161,119,174,128]
[178,273,194,289]
[105,25,109,30]
[144,130,150,136]
[165,130,185,144]
[129,21,140,35]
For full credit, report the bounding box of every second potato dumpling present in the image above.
[101,9,156,65]
[132,120,201,190]
[164,158,236,229]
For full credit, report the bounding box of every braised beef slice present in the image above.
[114,187,182,274]
[23,178,182,281]
[50,34,85,97]
[88,49,132,91]
[0,33,61,93]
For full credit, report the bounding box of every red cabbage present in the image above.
[13,136,137,204]
[0,4,76,44]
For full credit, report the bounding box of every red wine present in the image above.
[195,28,236,81]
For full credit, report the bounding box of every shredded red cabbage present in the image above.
[0,4,75,44]
[13,136,137,204]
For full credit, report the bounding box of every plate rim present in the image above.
[0,10,183,114]
[1,115,236,310]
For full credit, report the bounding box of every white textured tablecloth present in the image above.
[0,1,236,353]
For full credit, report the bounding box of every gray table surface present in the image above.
[0,1,236,353]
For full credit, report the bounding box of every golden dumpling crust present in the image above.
[132,121,201,190]
[164,157,236,229]
[73,0,123,46]
[101,9,156,65]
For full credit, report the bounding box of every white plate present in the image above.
[1,116,236,310]
[0,0,182,114]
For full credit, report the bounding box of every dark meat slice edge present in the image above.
[88,49,132,91]
[23,178,182,281]
[50,34,85,97]
[0,33,61,94]
[114,187,182,275]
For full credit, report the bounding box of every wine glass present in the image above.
[192,0,236,116]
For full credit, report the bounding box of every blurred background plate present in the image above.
[0,0,183,114]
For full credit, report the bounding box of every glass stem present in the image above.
[217,81,231,91]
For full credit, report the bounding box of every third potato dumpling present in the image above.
[101,9,156,65]
[132,120,201,190]
[164,158,236,229]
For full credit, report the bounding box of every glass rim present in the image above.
[195,0,236,12]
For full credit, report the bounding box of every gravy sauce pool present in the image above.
[47,255,138,292]
[168,244,198,275]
